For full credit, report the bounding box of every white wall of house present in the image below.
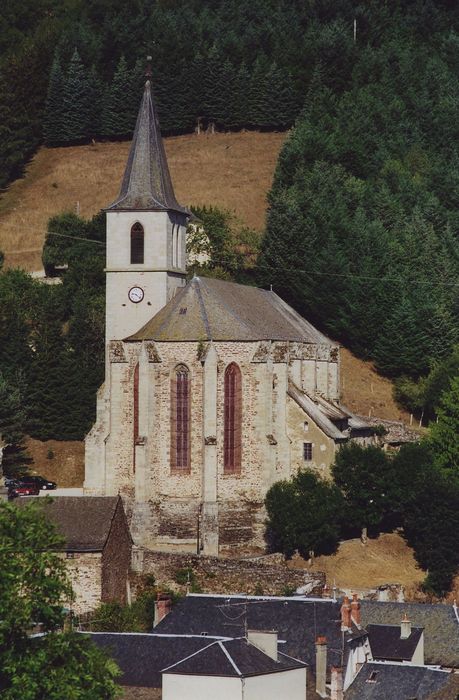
[243,668,306,699]
[162,674,241,700]
[162,669,307,700]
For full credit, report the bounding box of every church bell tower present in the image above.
[104,67,189,344]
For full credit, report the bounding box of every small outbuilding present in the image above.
[18,495,132,612]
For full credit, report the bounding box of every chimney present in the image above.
[331,666,344,700]
[351,593,361,627]
[315,636,327,697]
[154,593,172,627]
[341,595,351,631]
[247,630,278,660]
[400,613,411,640]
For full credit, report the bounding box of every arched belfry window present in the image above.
[224,363,242,473]
[171,365,191,472]
[131,222,144,264]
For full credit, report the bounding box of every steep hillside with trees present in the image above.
[258,2,459,394]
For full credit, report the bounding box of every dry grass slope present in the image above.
[0,131,286,272]
[289,533,425,593]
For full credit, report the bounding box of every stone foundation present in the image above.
[135,549,325,597]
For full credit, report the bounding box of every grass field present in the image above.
[0,131,286,272]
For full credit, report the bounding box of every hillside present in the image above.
[0,130,411,425]
[0,131,286,272]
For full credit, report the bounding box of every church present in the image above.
[84,77,373,556]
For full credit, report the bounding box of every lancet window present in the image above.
[131,222,144,264]
[171,365,191,471]
[224,363,242,473]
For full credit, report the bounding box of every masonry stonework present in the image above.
[86,337,349,554]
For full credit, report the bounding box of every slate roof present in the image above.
[154,594,346,674]
[163,637,305,677]
[344,662,453,700]
[126,276,333,344]
[87,633,217,687]
[361,601,459,668]
[16,496,122,552]
[107,80,187,214]
[366,623,423,661]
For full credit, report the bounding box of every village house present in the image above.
[87,593,459,699]
[84,74,374,556]
[18,496,132,613]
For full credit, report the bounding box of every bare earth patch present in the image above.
[0,131,286,272]
[25,437,85,488]
[288,532,425,593]
[340,347,413,423]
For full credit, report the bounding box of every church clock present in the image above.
[128,286,144,303]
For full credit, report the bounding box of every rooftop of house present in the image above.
[163,637,305,678]
[366,623,423,662]
[153,594,358,674]
[16,496,124,552]
[360,601,459,668]
[125,276,334,344]
[344,662,454,700]
[86,632,304,688]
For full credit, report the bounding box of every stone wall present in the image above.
[65,552,102,613]
[102,499,132,604]
[137,550,325,596]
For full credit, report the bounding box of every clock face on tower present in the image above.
[128,286,144,303]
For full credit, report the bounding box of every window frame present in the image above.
[224,363,242,474]
[130,222,144,264]
[170,364,191,473]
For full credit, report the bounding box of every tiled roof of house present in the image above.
[366,623,423,661]
[360,601,459,668]
[16,496,122,552]
[107,80,188,214]
[344,662,452,700]
[126,276,333,344]
[163,637,305,677]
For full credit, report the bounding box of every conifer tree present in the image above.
[0,373,32,478]
[247,54,270,128]
[232,62,250,129]
[428,376,459,484]
[62,49,92,143]
[44,54,66,146]
[102,56,132,138]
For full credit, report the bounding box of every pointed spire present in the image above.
[107,71,188,215]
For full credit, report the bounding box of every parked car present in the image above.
[19,475,57,491]
[8,483,40,499]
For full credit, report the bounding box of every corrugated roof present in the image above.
[361,601,459,668]
[126,276,333,343]
[107,80,188,214]
[344,662,452,700]
[16,496,121,552]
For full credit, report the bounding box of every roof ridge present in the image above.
[161,640,219,673]
[218,640,242,676]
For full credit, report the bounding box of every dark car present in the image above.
[19,475,57,491]
[8,483,40,499]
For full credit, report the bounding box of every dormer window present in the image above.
[131,222,144,264]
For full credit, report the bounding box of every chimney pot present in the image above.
[400,613,411,639]
[340,596,352,631]
[331,666,344,700]
[351,592,361,627]
[315,635,327,697]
